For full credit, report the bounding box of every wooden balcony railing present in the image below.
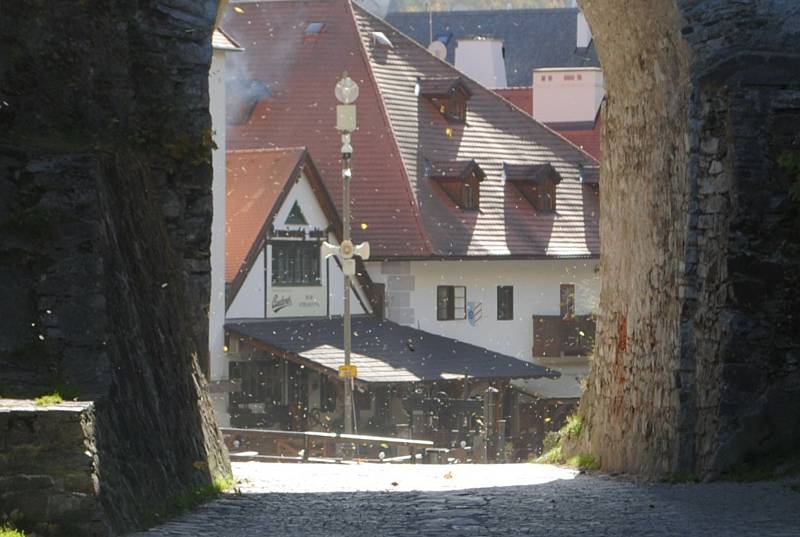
[532,315,596,357]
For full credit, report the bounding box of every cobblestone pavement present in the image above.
[132,463,800,536]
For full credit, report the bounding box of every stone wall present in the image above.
[0,0,230,533]
[0,401,106,536]
[576,0,800,477]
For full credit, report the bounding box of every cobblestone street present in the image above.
[132,462,800,536]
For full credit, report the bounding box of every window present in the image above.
[305,22,325,34]
[437,285,466,320]
[285,201,308,225]
[444,93,467,122]
[497,286,513,320]
[461,183,478,209]
[532,180,556,212]
[271,241,320,286]
[560,284,575,319]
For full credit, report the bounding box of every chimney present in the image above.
[576,11,592,49]
[532,67,603,124]
[454,37,507,89]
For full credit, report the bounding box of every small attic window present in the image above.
[285,201,308,225]
[426,159,485,210]
[502,162,562,213]
[416,77,472,123]
[305,22,325,35]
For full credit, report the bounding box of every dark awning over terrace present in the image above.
[226,317,559,384]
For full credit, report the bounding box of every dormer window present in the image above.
[416,77,472,123]
[502,162,562,213]
[425,159,486,210]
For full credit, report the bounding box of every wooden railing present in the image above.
[532,314,596,357]
[221,427,434,463]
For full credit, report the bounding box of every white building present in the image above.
[208,28,242,425]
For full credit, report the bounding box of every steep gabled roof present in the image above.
[353,3,599,258]
[223,0,431,259]
[224,0,599,260]
[225,148,340,291]
[385,8,600,87]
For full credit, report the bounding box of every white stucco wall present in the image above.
[227,249,266,318]
[209,48,230,424]
[365,257,600,398]
[369,258,599,360]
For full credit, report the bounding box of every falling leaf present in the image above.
[360,222,368,230]
[234,6,244,13]
[192,460,208,470]
[391,481,399,487]
[443,471,453,480]
[544,417,552,423]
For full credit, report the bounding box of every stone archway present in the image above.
[1,0,799,532]
[574,0,800,477]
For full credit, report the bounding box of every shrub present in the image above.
[0,525,26,537]
[34,393,63,406]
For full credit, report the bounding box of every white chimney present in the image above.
[576,11,592,49]
[454,38,508,89]
[532,67,603,124]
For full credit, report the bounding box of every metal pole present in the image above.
[343,153,354,436]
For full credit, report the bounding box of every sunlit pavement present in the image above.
[133,462,800,536]
[233,461,579,493]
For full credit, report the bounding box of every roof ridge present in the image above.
[346,0,434,256]
[389,7,579,16]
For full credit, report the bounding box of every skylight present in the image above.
[305,22,325,34]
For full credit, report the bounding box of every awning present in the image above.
[226,317,559,384]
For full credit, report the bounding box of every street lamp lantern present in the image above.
[336,73,358,134]
[323,73,370,444]
[334,72,360,104]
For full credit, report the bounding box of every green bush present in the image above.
[0,525,26,537]
[567,453,600,471]
[34,393,63,406]
[533,413,597,470]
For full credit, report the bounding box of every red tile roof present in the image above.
[553,116,603,162]
[495,87,533,116]
[224,0,430,259]
[495,86,603,161]
[224,0,599,259]
[225,148,305,283]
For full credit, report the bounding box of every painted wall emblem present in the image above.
[467,302,483,326]
[272,294,293,313]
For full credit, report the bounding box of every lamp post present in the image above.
[321,73,370,438]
